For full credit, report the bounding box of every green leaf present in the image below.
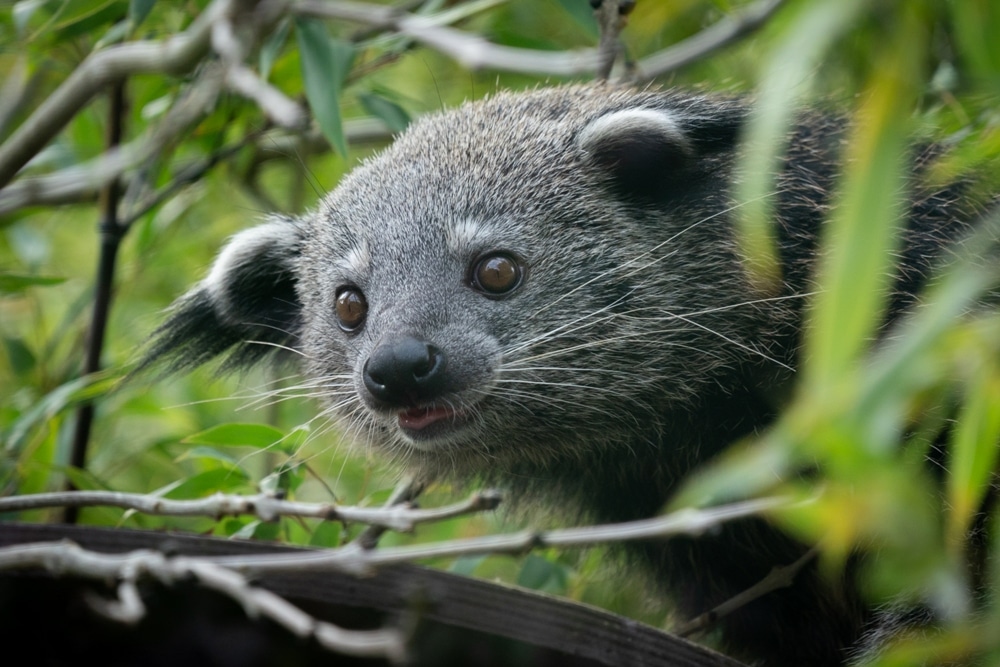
[803,5,924,393]
[308,519,343,548]
[4,374,117,454]
[230,519,262,539]
[358,92,410,133]
[449,555,487,576]
[128,0,155,29]
[182,423,287,450]
[52,0,128,43]
[947,357,1000,547]
[176,446,247,476]
[260,18,290,80]
[3,337,36,375]
[161,468,249,499]
[12,0,46,36]
[0,274,66,294]
[516,554,568,593]
[295,17,354,157]
[735,0,868,291]
[260,461,304,497]
[62,466,113,493]
[553,0,598,35]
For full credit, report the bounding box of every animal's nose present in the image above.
[362,335,448,406]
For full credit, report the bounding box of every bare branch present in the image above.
[0,0,233,189]
[0,68,226,216]
[207,496,792,576]
[0,495,790,661]
[0,489,500,533]
[593,0,636,81]
[675,546,819,638]
[0,541,406,660]
[1,118,393,216]
[212,3,307,129]
[633,0,789,82]
[354,475,429,549]
[295,0,602,76]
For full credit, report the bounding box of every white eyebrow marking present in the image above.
[336,240,372,277]
[445,218,490,256]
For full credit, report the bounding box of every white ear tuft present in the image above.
[577,108,690,157]
[577,108,693,202]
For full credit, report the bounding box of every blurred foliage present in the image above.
[1,0,999,664]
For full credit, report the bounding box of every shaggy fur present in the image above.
[145,85,988,666]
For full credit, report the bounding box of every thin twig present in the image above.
[295,0,602,75]
[0,67,226,216]
[206,496,793,577]
[2,118,393,215]
[0,497,790,580]
[674,546,820,638]
[593,0,635,81]
[633,0,789,82]
[1,489,500,533]
[0,0,232,188]
[212,3,306,128]
[354,476,429,549]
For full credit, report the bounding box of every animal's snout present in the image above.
[363,335,448,406]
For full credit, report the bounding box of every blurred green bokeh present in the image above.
[2,1,1000,663]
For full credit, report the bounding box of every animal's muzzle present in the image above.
[362,335,448,407]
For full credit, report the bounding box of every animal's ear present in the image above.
[578,106,742,203]
[139,216,304,375]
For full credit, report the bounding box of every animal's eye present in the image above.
[471,252,523,296]
[335,286,367,331]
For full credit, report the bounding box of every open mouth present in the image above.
[397,405,461,432]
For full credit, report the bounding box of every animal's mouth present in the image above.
[397,405,462,432]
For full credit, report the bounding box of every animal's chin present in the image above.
[396,404,469,449]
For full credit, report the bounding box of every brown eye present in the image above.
[335,287,367,331]
[472,252,522,295]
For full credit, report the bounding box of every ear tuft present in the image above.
[578,108,693,203]
[138,216,304,376]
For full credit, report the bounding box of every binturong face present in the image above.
[148,85,778,481]
[294,86,762,478]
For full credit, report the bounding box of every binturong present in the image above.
[143,85,992,667]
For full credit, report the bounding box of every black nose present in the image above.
[363,336,448,406]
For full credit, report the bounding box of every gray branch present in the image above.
[0,488,500,532]
[208,496,792,576]
[295,0,603,76]
[634,0,789,81]
[0,540,406,660]
[0,0,233,189]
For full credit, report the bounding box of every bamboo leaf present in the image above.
[295,18,354,157]
[182,423,288,451]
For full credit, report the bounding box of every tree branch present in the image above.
[0,488,500,532]
[64,80,128,525]
[0,64,227,216]
[294,0,602,76]
[0,0,233,189]
[593,0,636,81]
[633,0,789,82]
[674,546,819,638]
[0,540,407,661]
[354,475,429,549]
[209,496,792,576]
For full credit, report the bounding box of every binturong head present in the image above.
[144,85,792,481]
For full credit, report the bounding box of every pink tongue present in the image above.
[398,406,455,430]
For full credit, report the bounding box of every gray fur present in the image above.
[148,84,989,667]
[298,85,773,474]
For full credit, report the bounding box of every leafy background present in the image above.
[2,0,1000,663]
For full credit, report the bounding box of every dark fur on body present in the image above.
[145,85,988,666]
